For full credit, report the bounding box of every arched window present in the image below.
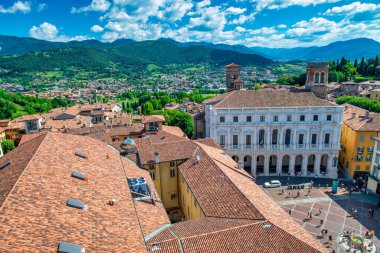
[272,129,278,145]
[285,129,291,146]
[259,129,265,146]
[321,72,325,83]
[315,72,320,83]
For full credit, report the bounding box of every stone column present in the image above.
[252,155,257,177]
[314,154,321,177]
[276,154,283,174]
[302,154,308,176]
[289,155,295,176]
[264,155,270,176]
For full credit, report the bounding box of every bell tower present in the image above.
[225,63,242,91]
[305,62,329,90]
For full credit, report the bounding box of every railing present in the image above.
[220,143,338,151]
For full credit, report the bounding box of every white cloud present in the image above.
[158,0,193,22]
[91,25,104,32]
[37,3,47,12]
[224,6,246,15]
[324,2,380,16]
[0,1,31,14]
[188,6,226,31]
[71,0,111,13]
[196,0,211,9]
[228,13,256,24]
[252,0,342,11]
[29,22,93,42]
[286,17,337,38]
[277,24,287,29]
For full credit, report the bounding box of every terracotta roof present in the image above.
[146,142,327,253]
[135,132,195,165]
[142,115,166,124]
[147,218,323,253]
[162,125,187,138]
[14,114,42,121]
[342,103,380,131]
[194,138,220,149]
[179,146,263,220]
[196,142,326,252]
[0,133,169,252]
[206,90,336,108]
[18,132,48,145]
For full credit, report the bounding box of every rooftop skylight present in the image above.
[67,198,87,210]
[58,241,85,253]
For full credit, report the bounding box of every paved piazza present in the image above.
[258,177,380,253]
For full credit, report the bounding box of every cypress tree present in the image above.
[359,57,365,76]
[354,59,358,68]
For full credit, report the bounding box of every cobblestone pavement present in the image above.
[257,177,379,253]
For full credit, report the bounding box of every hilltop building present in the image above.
[339,104,380,178]
[305,62,330,99]
[201,64,343,179]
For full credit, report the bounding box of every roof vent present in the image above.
[67,198,87,210]
[194,155,201,163]
[0,161,11,170]
[75,152,87,159]
[71,172,87,181]
[58,241,85,253]
[263,223,271,229]
[109,199,116,206]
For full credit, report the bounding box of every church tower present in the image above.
[305,62,329,90]
[225,63,243,91]
[305,62,330,99]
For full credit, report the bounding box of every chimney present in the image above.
[154,152,160,163]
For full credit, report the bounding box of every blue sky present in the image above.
[0,0,380,48]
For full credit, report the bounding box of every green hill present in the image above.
[0,39,272,74]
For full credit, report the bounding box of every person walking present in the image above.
[328,235,333,247]
[319,208,323,216]
[320,219,324,227]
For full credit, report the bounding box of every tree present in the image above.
[141,101,154,115]
[358,57,365,76]
[1,140,15,154]
[354,59,358,68]
[164,110,194,137]
[376,66,380,77]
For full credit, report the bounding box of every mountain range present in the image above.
[1,35,379,62]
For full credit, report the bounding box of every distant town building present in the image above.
[305,62,330,99]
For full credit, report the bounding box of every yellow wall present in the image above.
[178,172,205,221]
[339,124,376,176]
[5,129,21,142]
[144,160,179,210]
[0,131,5,142]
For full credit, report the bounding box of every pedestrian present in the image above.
[320,219,324,226]
[288,209,292,215]
[371,209,375,217]
[297,190,300,198]
[319,208,323,215]
[353,209,358,219]
[306,189,311,196]
[328,235,333,246]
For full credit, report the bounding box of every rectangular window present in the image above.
[356,165,361,170]
[246,116,252,122]
[300,115,305,122]
[377,142,380,151]
[311,134,317,144]
[150,172,155,180]
[313,115,318,121]
[220,116,225,123]
[170,161,175,167]
[298,134,304,145]
[356,155,363,162]
[171,194,177,200]
[233,135,238,145]
[324,134,330,144]
[219,135,225,146]
[170,168,176,177]
[233,116,238,122]
[287,115,292,122]
[327,115,332,121]
[273,116,278,122]
[246,135,251,145]
[360,135,365,142]
[260,116,265,122]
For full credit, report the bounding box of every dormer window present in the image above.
[58,241,85,253]
[75,151,87,159]
[71,171,87,181]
